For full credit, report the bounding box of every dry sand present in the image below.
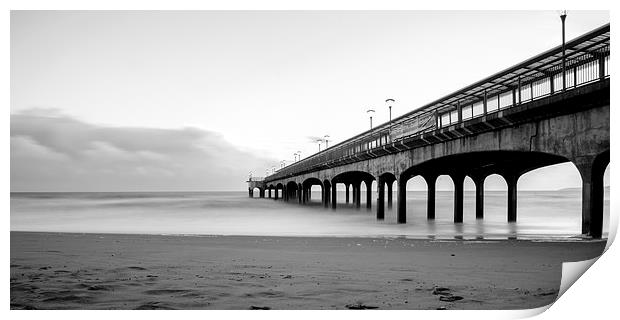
[10,231,605,310]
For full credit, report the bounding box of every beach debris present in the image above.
[432,287,464,302]
[128,266,147,271]
[534,290,557,297]
[432,287,451,296]
[345,303,379,310]
[439,295,464,302]
[250,306,271,310]
[450,254,455,256]
[282,275,292,279]
[39,266,51,270]
[401,278,413,282]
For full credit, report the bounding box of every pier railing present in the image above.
[265,23,610,183]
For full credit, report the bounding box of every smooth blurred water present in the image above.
[10,189,610,240]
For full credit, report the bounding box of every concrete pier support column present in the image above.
[365,180,372,209]
[377,179,385,220]
[248,188,253,198]
[424,174,437,220]
[397,178,407,223]
[283,186,288,202]
[274,188,279,200]
[260,189,265,198]
[452,174,465,223]
[576,152,608,238]
[302,187,307,204]
[355,182,361,209]
[504,174,518,222]
[268,188,272,198]
[298,184,302,204]
[331,181,337,210]
[324,184,330,208]
[387,181,393,209]
[474,176,485,219]
[345,184,350,203]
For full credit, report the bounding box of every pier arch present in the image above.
[482,174,508,223]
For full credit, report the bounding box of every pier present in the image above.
[249,24,610,239]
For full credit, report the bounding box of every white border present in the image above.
[4,1,617,320]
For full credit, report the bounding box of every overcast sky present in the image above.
[10,10,610,191]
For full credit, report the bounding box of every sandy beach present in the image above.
[10,231,606,310]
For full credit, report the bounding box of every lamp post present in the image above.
[560,10,567,91]
[317,140,322,152]
[297,150,301,161]
[324,135,330,149]
[386,98,394,136]
[294,152,298,162]
[366,109,375,130]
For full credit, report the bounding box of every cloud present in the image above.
[11,109,277,191]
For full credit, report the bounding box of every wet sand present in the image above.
[10,231,606,310]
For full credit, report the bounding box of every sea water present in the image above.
[10,189,610,240]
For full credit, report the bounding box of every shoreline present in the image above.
[11,231,606,310]
[10,230,608,243]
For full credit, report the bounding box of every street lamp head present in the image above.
[559,10,567,19]
[366,109,375,114]
[385,98,395,104]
